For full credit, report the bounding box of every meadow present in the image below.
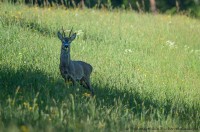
[0,3,200,131]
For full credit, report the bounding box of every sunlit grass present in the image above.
[0,3,200,131]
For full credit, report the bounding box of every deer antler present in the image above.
[62,26,66,37]
[69,27,73,37]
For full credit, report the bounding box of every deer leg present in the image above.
[80,79,88,89]
[80,78,90,90]
[64,75,76,87]
[69,75,76,86]
[64,76,71,83]
[84,78,94,96]
[71,79,76,86]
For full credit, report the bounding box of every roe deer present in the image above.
[57,28,94,96]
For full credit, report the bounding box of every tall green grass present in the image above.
[0,3,200,131]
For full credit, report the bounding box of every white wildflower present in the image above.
[124,49,132,54]
[77,30,84,36]
[166,40,177,49]
[130,25,134,28]
[184,45,190,51]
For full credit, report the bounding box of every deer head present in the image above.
[57,27,77,53]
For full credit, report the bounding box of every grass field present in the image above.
[0,3,200,131]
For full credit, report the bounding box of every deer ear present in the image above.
[70,33,76,41]
[57,31,63,40]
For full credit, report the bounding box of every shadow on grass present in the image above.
[0,66,68,106]
[0,66,199,129]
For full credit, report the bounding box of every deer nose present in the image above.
[63,42,69,48]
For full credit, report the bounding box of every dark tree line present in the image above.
[5,0,200,17]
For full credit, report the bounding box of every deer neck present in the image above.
[61,48,71,66]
